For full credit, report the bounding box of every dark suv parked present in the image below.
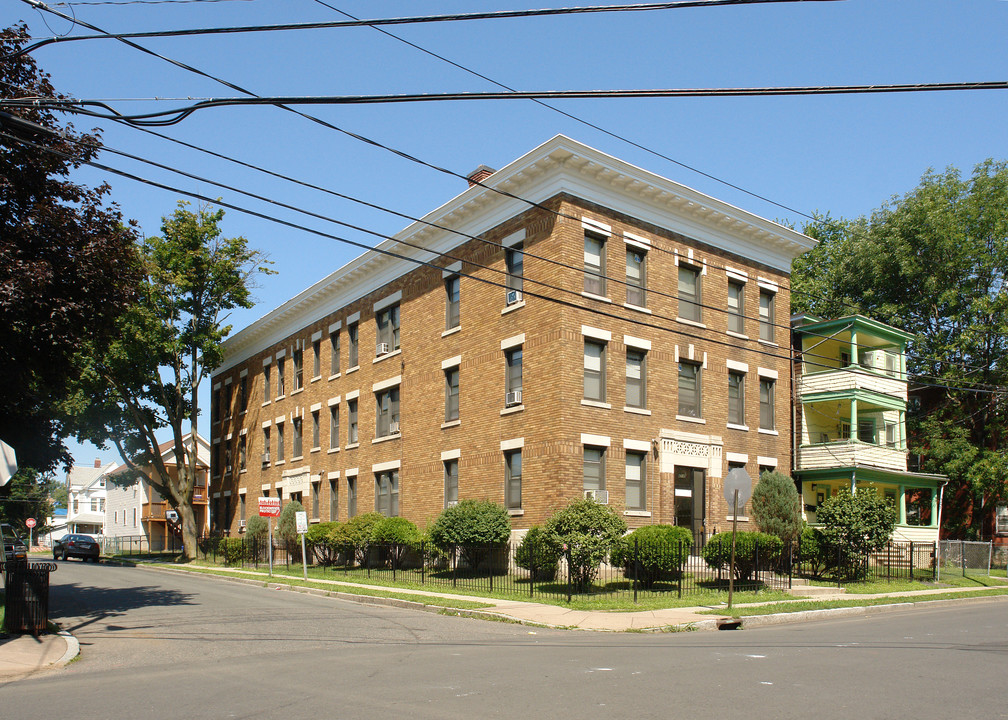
[0,523,29,563]
[54,534,101,562]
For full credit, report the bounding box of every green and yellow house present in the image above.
[792,314,945,543]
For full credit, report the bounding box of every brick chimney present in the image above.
[94,458,101,468]
[466,165,496,188]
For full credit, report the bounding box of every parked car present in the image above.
[54,534,101,562]
[0,523,28,563]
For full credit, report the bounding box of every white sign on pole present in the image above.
[295,511,308,534]
[723,467,753,511]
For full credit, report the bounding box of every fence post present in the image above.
[565,546,572,604]
[632,537,639,604]
[529,541,535,599]
[421,540,426,586]
[452,544,457,589]
[836,543,842,589]
[489,545,493,594]
[392,542,397,582]
[961,539,966,578]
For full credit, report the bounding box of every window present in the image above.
[583,446,606,492]
[276,421,285,462]
[505,449,522,509]
[212,386,220,423]
[312,338,321,378]
[885,422,899,448]
[678,361,701,418]
[996,505,1008,534]
[375,470,399,517]
[263,365,271,402]
[292,416,303,457]
[506,244,524,294]
[311,410,320,449]
[376,304,400,353]
[376,387,400,437]
[727,280,745,334]
[905,488,933,526]
[293,348,304,390]
[728,371,745,425]
[348,322,358,368]
[759,378,775,430]
[239,376,248,413]
[625,248,646,307]
[678,263,701,323]
[330,329,340,376]
[584,340,606,402]
[329,479,338,521]
[276,357,285,397]
[444,459,459,507]
[223,382,232,418]
[348,399,358,444]
[584,231,606,296]
[329,406,339,450]
[445,367,459,422]
[759,289,775,342]
[91,498,99,512]
[262,427,270,465]
[347,476,357,518]
[240,494,246,521]
[445,276,460,329]
[505,347,522,402]
[858,420,876,444]
[626,451,646,511]
[626,349,646,409]
[239,435,246,471]
[224,445,232,475]
[312,481,320,518]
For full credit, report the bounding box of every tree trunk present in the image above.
[178,498,198,560]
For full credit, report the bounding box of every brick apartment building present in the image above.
[209,135,814,540]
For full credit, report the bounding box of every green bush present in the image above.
[276,500,305,545]
[372,517,422,568]
[217,537,246,566]
[514,525,563,581]
[751,470,802,544]
[244,515,268,544]
[798,524,833,577]
[305,521,341,565]
[544,498,626,590]
[428,500,511,572]
[610,524,693,588]
[816,488,897,579]
[702,531,784,581]
[332,512,383,566]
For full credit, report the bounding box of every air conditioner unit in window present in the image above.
[376,342,390,356]
[239,520,247,530]
[389,421,400,434]
[584,489,609,504]
[505,390,522,407]
[506,289,523,305]
[261,452,270,464]
[446,500,458,508]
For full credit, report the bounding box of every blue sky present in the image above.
[4,0,1006,468]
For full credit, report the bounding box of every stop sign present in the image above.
[25,517,36,529]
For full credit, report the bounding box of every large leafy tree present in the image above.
[0,24,141,474]
[792,161,1008,537]
[75,203,271,559]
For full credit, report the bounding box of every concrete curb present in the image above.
[55,630,79,667]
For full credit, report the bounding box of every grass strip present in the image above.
[700,587,1008,617]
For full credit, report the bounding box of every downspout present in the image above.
[935,479,947,582]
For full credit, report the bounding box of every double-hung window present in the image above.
[262,365,271,402]
[728,371,745,426]
[583,446,606,493]
[311,410,320,450]
[276,422,285,462]
[312,339,321,378]
[445,367,459,422]
[329,478,338,521]
[678,263,702,323]
[625,451,646,511]
[505,347,522,405]
[262,427,270,465]
[505,449,522,509]
[727,280,745,334]
[625,248,646,307]
[293,348,304,391]
[276,357,285,397]
[375,470,399,517]
[239,376,248,413]
[445,276,460,330]
[347,322,359,368]
[678,361,701,418]
[759,378,775,430]
[444,460,459,507]
[292,416,303,458]
[626,349,646,409]
[376,387,400,438]
[584,340,606,402]
[584,231,606,296]
[329,405,339,450]
[238,436,246,471]
[506,244,524,295]
[348,399,358,444]
[330,329,340,376]
[347,476,357,518]
[376,304,400,354]
[759,289,776,342]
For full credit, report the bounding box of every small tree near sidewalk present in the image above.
[751,470,802,545]
[544,498,626,590]
[816,487,897,579]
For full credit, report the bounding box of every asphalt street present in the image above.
[2,561,1006,719]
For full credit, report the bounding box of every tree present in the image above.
[816,488,896,578]
[543,498,626,590]
[792,161,1008,537]
[74,203,271,560]
[427,499,511,572]
[751,470,802,544]
[0,24,141,474]
[0,468,56,536]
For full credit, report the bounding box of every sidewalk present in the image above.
[0,631,78,682]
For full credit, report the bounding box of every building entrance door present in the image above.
[674,466,706,539]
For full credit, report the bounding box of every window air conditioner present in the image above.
[505,390,522,407]
[389,421,400,434]
[584,489,609,504]
[261,452,270,464]
[376,342,390,356]
[859,350,887,371]
[506,289,523,306]
[446,501,458,508]
[239,520,247,529]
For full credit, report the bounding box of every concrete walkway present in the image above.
[0,631,78,682]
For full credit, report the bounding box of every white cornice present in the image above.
[217,135,814,373]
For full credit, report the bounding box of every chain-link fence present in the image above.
[937,540,992,580]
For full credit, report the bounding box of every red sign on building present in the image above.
[258,497,281,517]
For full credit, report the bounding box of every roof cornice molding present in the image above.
[218,135,814,372]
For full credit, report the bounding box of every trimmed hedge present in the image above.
[306,521,342,565]
[514,525,563,581]
[544,498,626,590]
[428,500,511,573]
[217,537,246,566]
[701,531,784,581]
[610,524,693,588]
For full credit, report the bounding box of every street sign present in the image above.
[258,496,281,517]
[295,511,308,534]
[165,510,178,522]
[723,467,753,511]
[25,517,36,529]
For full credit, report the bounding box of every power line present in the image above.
[11,0,843,58]
[13,81,1008,126]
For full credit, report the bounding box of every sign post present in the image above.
[296,511,308,580]
[258,497,281,577]
[25,517,35,549]
[723,468,753,610]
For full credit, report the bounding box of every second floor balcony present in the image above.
[797,439,908,472]
[797,368,907,403]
